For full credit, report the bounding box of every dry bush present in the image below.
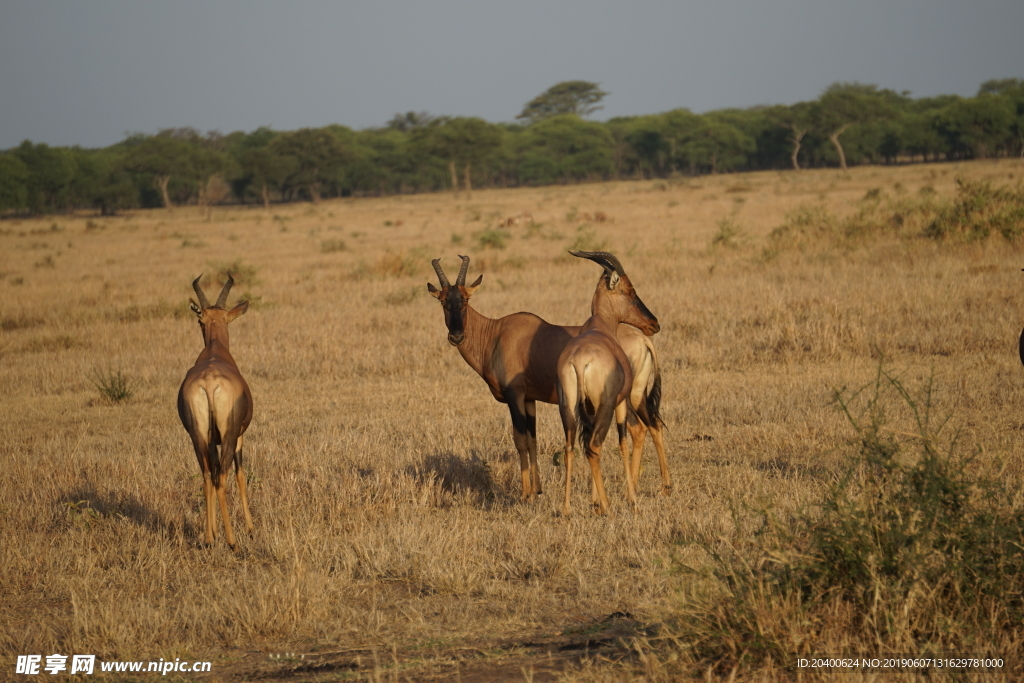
[652,368,1024,679]
[367,248,423,277]
[2,161,1023,679]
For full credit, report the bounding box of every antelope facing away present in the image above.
[616,324,671,495]
[427,255,671,501]
[177,274,253,549]
[557,251,660,516]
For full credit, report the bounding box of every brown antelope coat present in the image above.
[177,274,253,549]
[557,251,659,516]
[428,255,670,501]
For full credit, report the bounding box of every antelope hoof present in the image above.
[660,485,674,496]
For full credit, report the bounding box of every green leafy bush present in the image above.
[925,177,1024,241]
[89,368,136,404]
[474,228,509,250]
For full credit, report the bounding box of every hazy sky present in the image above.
[1,0,1021,150]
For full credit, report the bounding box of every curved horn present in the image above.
[215,272,235,309]
[456,255,471,286]
[569,250,626,276]
[192,274,211,309]
[431,258,450,288]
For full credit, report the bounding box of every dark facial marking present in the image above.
[443,287,468,346]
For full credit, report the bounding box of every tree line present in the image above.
[1,78,1022,215]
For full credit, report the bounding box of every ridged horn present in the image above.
[456,255,471,286]
[569,250,626,276]
[215,272,234,309]
[431,258,450,288]
[192,274,211,309]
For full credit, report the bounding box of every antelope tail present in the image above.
[646,372,665,429]
[207,400,221,480]
[575,363,621,452]
[574,397,594,453]
[573,363,593,451]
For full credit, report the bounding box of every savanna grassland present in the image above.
[3,160,1024,681]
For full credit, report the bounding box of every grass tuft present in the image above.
[372,249,423,277]
[474,228,510,250]
[320,239,348,253]
[568,225,605,252]
[88,368,136,404]
[710,217,744,249]
[203,261,259,288]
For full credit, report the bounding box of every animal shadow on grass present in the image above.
[59,479,193,541]
[408,451,509,508]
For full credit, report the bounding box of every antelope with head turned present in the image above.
[428,254,671,501]
[615,324,671,495]
[557,251,660,516]
[177,274,253,549]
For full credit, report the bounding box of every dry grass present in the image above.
[2,160,1024,680]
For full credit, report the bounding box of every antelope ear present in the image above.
[189,299,201,316]
[464,274,483,296]
[427,282,442,299]
[225,300,249,323]
[606,270,621,290]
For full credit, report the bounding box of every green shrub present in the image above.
[766,204,837,249]
[202,261,259,288]
[710,217,743,249]
[370,249,424,278]
[568,224,605,252]
[89,368,136,404]
[925,177,1024,241]
[667,367,1024,674]
[814,368,1024,615]
[320,239,347,253]
[474,228,509,250]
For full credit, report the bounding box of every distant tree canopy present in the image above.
[516,81,609,124]
[413,117,502,194]
[3,77,1023,215]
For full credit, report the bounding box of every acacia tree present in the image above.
[188,134,232,217]
[11,141,78,214]
[979,79,1024,158]
[515,114,614,185]
[0,153,30,212]
[231,128,295,209]
[766,102,815,170]
[123,133,197,209]
[70,147,138,215]
[270,128,348,203]
[516,81,608,124]
[658,109,703,174]
[814,83,897,170]
[386,111,434,132]
[413,117,501,197]
[677,115,754,174]
[935,95,1015,159]
[625,123,669,178]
